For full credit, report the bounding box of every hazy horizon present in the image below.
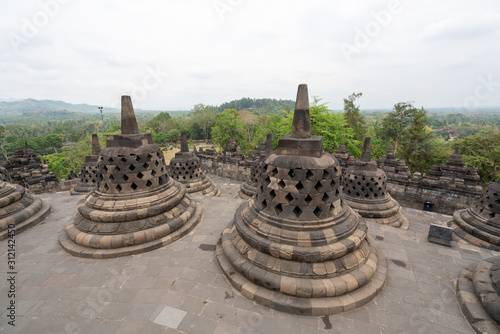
[1,1,499,111]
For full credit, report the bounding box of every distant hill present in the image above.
[0,98,120,115]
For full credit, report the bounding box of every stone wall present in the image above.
[197,153,252,182]
[197,150,483,215]
[385,178,481,214]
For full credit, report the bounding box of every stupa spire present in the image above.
[180,132,189,152]
[265,133,273,154]
[121,95,139,135]
[91,134,101,156]
[291,84,311,139]
[361,137,371,162]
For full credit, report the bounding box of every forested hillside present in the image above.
[0,95,499,185]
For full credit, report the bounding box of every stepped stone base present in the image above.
[216,221,387,316]
[345,197,409,230]
[0,183,51,241]
[449,210,500,251]
[456,257,500,334]
[184,176,220,197]
[238,181,255,199]
[0,198,51,241]
[59,199,202,259]
[70,184,94,196]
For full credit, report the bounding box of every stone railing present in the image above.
[197,151,483,215]
[196,153,252,182]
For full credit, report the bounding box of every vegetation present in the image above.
[0,96,499,184]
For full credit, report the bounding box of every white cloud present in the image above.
[0,0,499,110]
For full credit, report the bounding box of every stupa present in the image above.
[216,84,387,315]
[169,132,220,196]
[0,180,51,241]
[441,147,468,181]
[239,134,272,199]
[59,96,202,258]
[70,134,101,195]
[333,139,350,169]
[456,255,500,333]
[448,180,500,251]
[342,138,409,229]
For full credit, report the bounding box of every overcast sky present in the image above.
[1,0,499,111]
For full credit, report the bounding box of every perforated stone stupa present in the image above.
[0,180,51,241]
[239,134,272,199]
[169,133,220,196]
[342,137,409,229]
[448,180,500,251]
[59,96,202,258]
[216,84,387,315]
[70,134,101,195]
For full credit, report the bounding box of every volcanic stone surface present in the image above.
[239,134,272,199]
[456,255,500,333]
[342,137,409,229]
[449,179,500,251]
[59,96,202,258]
[70,134,101,195]
[216,84,387,315]
[0,180,51,241]
[169,133,220,197]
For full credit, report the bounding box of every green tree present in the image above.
[0,126,8,161]
[343,92,366,142]
[458,129,500,183]
[278,97,360,156]
[397,106,435,173]
[378,102,420,154]
[211,109,247,150]
[191,104,217,140]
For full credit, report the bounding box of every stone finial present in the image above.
[91,134,101,156]
[361,137,371,162]
[291,84,311,139]
[180,133,189,152]
[265,134,273,154]
[454,146,459,154]
[121,95,139,135]
[336,138,348,154]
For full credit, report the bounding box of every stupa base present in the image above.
[216,222,387,316]
[183,177,220,197]
[0,195,51,241]
[344,197,409,229]
[58,199,202,259]
[449,210,500,251]
[70,185,94,196]
[456,257,500,334]
[239,181,256,199]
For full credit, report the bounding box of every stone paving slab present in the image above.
[0,174,496,333]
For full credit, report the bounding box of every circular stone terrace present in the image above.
[0,174,496,334]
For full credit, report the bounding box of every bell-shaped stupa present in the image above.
[70,134,101,195]
[239,134,272,199]
[342,137,409,229]
[169,133,219,196]
[0,180,51,241]
[216,84,387,315]
[59,96,202,258]
[448,180,500,251]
